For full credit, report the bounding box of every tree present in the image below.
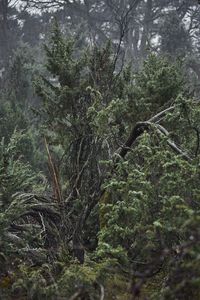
[22,0,200,70]
[0,0,21,66]
[33,22,136,261]
[96,55,200,300]
[159,11,191,58]
[1,5,200,299]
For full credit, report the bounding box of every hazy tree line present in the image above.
[0,0,200,299]
[1,0,200,69]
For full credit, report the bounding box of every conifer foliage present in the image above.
[0,22,200,300]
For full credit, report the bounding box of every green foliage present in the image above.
[0,131,42,210]
[97,118,200,298]
[0,132,61,298]
[34,23,135,253]
[0,100,27,142]
[5,258,127,299]
[35,27,200,298]
[128,54,184,120]
[1,22,200,300]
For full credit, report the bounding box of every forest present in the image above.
[0,0,200,299]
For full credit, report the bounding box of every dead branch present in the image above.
[118,106,192,161]
[44,137,63,204]
[148,105,175,123]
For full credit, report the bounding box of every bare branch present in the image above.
[44,137,63,204]
[148,106,175,123]
[118,105,192,161]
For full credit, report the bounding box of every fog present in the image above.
[1,1,200,70]
[1,2,200,299]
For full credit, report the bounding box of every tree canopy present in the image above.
[0,1,200,299]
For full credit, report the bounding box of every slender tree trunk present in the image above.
[139,0,152,63]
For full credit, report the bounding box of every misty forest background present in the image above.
[0,0,200,299]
